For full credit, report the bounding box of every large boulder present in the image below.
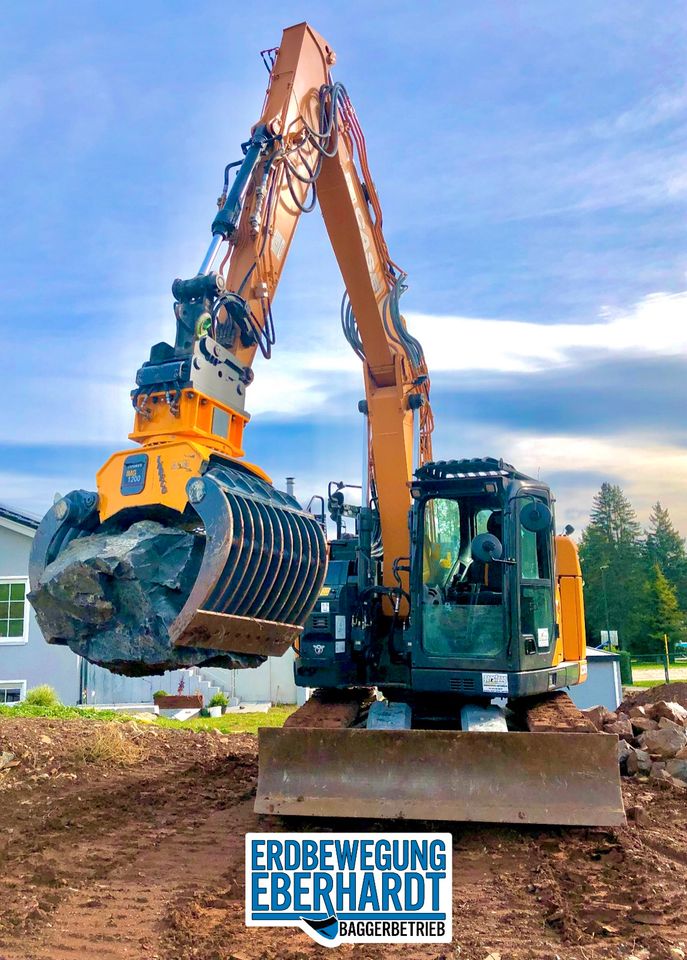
[29,521,264,676]
[652,701,687,726]
[639,725,687,759]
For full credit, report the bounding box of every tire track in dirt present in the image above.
[0,719,258,959]
[15,799,257,960]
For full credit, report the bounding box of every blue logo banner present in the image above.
[245,832,452,948]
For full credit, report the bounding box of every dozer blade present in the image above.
[256,727,625,826]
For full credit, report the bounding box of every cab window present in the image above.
[519,496,554,650]
[421,495,505,659]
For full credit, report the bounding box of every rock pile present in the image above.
[583,698,687,789]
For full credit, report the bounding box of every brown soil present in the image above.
[0,717,686,960]
[620,682,687,712]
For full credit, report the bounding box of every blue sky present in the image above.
[2,1,686,533]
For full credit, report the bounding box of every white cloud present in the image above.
[506,430,687,531]
[246,288,687,405]
[601,86,687,138]
[409,290,687,374]
[6,284,686,450]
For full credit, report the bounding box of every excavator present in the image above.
[28,23,623,826]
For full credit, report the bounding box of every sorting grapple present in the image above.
[28,463,327,676]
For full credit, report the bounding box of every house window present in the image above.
[0,578,29,643]
[0,681,26,703]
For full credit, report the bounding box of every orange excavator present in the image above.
[29,23,623,825]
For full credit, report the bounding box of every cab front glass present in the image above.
[420,493,508,659]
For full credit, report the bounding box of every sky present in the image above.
[1,0,686,536]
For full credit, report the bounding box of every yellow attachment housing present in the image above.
[97,440,271,521]
[96,387,270,522]
[130,386,248,458]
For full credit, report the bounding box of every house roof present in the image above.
[0,503,40,537]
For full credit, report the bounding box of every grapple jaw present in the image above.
[28,466,327,676]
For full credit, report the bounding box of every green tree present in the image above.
[579,483,646,651]
[638,563,685,656]
[646,502,687,607]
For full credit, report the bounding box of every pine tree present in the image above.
[640,563,685,656]
[647,502,687,607]
[588,482,642,547]
[579,483,646,651]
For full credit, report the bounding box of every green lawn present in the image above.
[156,705,295,733]
[0,702,295,733]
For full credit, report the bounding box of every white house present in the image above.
[0,503,81,704]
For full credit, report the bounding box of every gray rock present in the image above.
[617,739,633,769]
[29,520,264,676]
[666,758,687,783]
[626,748,652,776]
[649,766,687,790]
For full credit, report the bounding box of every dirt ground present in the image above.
[0,718,686,960]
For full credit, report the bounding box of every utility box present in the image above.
[568,647,622,712]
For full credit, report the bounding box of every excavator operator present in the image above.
[466,510,504,596]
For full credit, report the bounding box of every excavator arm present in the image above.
[28,22,432,673]
[192,21,434,594]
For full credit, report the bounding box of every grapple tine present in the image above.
[172,469,327,658]
[168,475,234,646]
[256,727,625,827]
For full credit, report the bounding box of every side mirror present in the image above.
[520,501,552,533]
[471,532,503,563]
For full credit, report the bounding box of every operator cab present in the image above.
[411,458,561,693]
